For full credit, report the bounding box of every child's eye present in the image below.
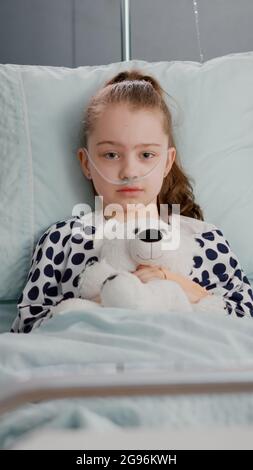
[142,152,155,159]
[104,152,119,160]
[102,152,156,160]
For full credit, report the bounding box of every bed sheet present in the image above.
[1,305,253,449]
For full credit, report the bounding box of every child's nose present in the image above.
[119,156,139,180]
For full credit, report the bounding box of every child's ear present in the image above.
[77,148,91,179]
[76,147,84,165]
[165,147,176,177]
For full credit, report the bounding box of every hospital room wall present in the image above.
[0,0,252,67]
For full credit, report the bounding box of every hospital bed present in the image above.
[1,1,253,450]
[1,302,253,450]
[1,362,253,450]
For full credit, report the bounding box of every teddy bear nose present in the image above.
[138,229,163,242]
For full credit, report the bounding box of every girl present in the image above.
[11,69,253,333]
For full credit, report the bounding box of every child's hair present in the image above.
[79,69,204,221]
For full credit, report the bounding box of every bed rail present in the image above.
[1,366,253,416]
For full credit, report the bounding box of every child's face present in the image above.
[77,103,176,214]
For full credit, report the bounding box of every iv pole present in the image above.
[120,0,131,61]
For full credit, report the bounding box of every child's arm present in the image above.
[133,264,210,303]
[159,269,212,303]
[11,218,80,333]
[135,228,253,316]
[187,227,253,317]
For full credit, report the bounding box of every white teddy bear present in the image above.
[77,215,194,313]
[52,212,225,316]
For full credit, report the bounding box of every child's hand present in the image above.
[132,264,211,304]
[164,270,212,304]
[132,264,166,283]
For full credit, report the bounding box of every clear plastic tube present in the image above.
[82,147,169,186]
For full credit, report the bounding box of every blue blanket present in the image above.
[1,307,253,449]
